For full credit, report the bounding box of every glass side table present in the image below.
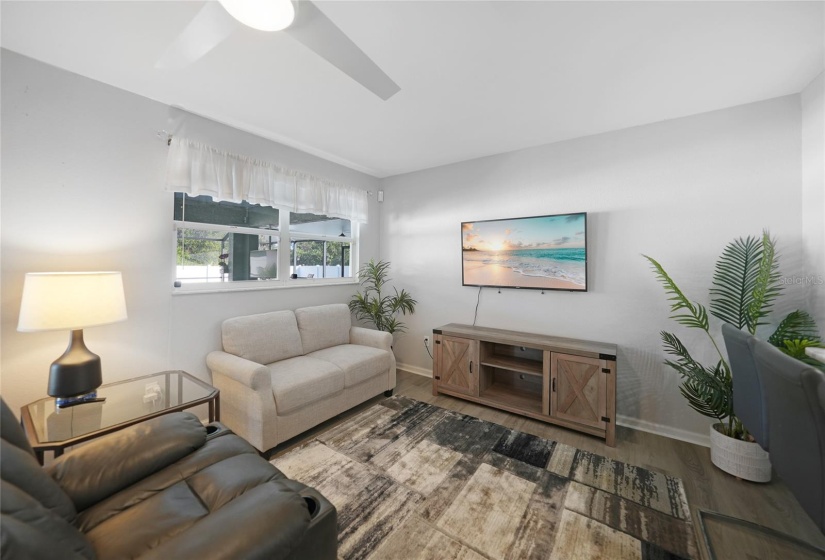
[21,370,219,465]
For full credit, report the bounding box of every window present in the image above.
[174,194,357,290]
[289,212,353,279]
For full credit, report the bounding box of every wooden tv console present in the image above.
[432,324,618,446]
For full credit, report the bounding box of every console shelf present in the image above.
[478,384,543,415]
[432,323,617,446]
[480,355,543,377]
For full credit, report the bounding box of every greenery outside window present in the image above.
[173,194,358,291]
[289,212,353,279]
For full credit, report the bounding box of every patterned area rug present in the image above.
[271,396,700,560]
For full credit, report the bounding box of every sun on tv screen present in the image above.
[461,212,587,292]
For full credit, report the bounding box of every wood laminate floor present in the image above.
[269,370,825,560]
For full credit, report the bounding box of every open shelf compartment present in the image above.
[478,365,543,415]
[479,342,543,377]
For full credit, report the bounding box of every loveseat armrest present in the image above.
[206,351,272,391]
[350,326,392,352]
[46,412,205,512]
[206,351,278,451]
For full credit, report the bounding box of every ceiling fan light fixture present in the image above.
[218,0,295,32]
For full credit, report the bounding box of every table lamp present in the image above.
[17,272,127,406]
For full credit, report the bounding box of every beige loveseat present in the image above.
[206,304,395,452]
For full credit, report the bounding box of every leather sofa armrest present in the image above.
[46,412,205,512]
[204,421,233,441]
[207,351,272,391]
[350,326,392,352]
[287,487,338,560]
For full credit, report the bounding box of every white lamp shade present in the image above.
[218,0,295,32]
[17,272,128,332]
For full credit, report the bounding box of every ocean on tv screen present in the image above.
[461,213,587,291]
[463,248,585,289]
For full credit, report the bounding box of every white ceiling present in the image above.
[2,1,823,178]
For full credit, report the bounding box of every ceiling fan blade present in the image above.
[156,2,238,69]
[284,1,400,100]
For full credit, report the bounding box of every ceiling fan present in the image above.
[156,0,400,100]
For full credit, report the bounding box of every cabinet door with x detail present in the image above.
[550,352,609,430]
[434,335,479,397]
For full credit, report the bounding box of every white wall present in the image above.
[0,50,381,415]
[2,48,817,447]
[801,71,825,328]
[380,95,808,445]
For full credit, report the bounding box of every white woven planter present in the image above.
[709,424,772,483]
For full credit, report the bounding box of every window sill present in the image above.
[172,278,359,296]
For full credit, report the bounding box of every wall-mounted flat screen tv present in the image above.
[462,212,587,292]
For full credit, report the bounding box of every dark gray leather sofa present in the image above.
[0,398,337,559]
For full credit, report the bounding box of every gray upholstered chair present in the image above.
[701,329,825,559]
[750,337,825,534]
[721,323,769,449]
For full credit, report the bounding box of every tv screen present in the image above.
[462,212,587,292]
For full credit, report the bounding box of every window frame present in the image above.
[172,201,360,294]
[289,233,355,280]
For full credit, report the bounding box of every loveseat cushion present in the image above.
[269,357,345,414]
[308,344,391,388]
[222,310,303,365]
[295,304,351,354]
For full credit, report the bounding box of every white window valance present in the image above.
[165,137,369,223]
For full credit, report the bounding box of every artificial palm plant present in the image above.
[349,259,417,335]
[644,231,822,440]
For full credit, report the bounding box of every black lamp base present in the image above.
[48,329,103,400]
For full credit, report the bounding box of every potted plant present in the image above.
[644,231,821,481]
[218,253,229,275]
[349,259,417,335]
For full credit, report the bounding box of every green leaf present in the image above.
[643,255,709,331]
[709,235,762,332]
[745,231,782,333]
[659,332,732,424]
[348,259,416,334]
[768,310,821,346]
[775,339,825,370]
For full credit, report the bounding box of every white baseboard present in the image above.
[616,414,710,448]
[397,363,433,378]
[395,363,710,448]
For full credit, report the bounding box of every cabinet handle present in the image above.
[552,378,556,392]
[469,361,473,374]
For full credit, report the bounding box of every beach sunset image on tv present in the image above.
[462,212,587,291]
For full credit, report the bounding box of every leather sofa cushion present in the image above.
[48,413,206,512]
[75,431,265,533]
[0,440,76,522]
[295,304,351,354]
[222,310,303,365]
[308,344,390,387]
[0,481,95,560]
[135,481,311,560]
[0,399,34,456]
[84,480,205,559]
[269,357,345,414]
[77,433,303,559]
